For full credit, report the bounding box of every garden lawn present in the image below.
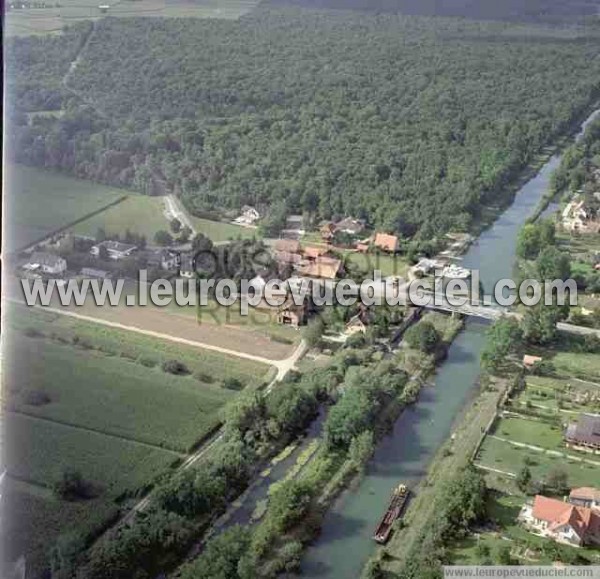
[188,215,257,242]
[476,436,600,488]
[493,417,564,450]
[5,164,125,250]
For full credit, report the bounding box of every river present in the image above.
[299,108,600,578]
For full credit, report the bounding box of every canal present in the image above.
[300,108,600,578]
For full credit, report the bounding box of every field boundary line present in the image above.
[14,193,129,254]
[13,301,280,369]
[7,410,186,456]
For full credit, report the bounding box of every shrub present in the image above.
[162,359,190,376]
[53,468,92,501]
[23,327,44,338]
[22,389,51,406]
[139,356,157,368]
[195,372,215,384]
[222,377,243,390]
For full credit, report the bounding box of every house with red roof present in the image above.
[519,495,600,547]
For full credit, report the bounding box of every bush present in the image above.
[222,377,244,391]
[22,389,51,406]
[404,320,441,354]
[53,468,92,501]
[23,327,44,338]
[195,372,215,384]
[139,356,157,368]
[162,359,190,375]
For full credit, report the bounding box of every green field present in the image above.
[71,195,171,241]
[1,304,269,576]
[5,164,125,250]
[6,0,260,36]
[188,215,257,242]
[6,305,270,451]
[1,478,119,579]
[4,413,180,495]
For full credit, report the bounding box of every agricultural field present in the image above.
[1,303,270,576]
[6,0,260,36]
[71,195,171,241]
[5,304,270,451]
[5,164,126,250]
[1,477,119,579]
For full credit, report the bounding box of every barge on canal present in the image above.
[373,484,409,544]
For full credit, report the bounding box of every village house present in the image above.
[565,414,600,454]
[345,314,367,336]
[562,196,600,234]
[90,240,137,260]
[282,215,305,239]
[179,253,195,278]
[320,221,336,241]
[373,233,400,253]
[24,252,67,275]
[334,217,365,236]
[569,488,600,511]
[233,206,260,226]
[142,248,179,270]
[276,298,307,327]
[518,495,600,547]
[522,354,543,370]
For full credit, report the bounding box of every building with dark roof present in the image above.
[565,414,600,454]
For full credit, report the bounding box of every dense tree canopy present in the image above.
[7,9,600,237]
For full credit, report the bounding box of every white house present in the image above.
[519,495,600,547]
[90,240,137,260]
[24,252,67,275]
[234,206,260,226]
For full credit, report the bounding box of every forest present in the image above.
[6,7,600,238]
[268,0,600,23]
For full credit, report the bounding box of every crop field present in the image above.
[5,305,270,451]
[3,413,180,495]
[1,303,269,576]
[6,0,260,36]
[71,195,171,240]
[5,164,125,250]
[1,477,119,579]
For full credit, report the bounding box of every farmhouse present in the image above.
[304,246,332,260]
[335,217,365,236]
[562,197,600,234]
[91,240,137,260]
[569,488,600,511]
[320,221,336,241]
[565,414,600,454]
[518,495,600,547]
[24,252,67,275]
[522,354,543,369]
[373,233,399,253]
[142,248,179,270]
[234,206,260,226]
[179,253,195,278]
[277,299,307,327]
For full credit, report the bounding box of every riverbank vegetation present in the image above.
[176,312,463,577]
[7,9,600,238]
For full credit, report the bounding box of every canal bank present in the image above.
[299,107,600,579]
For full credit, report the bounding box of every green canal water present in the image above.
[300,108,600,579]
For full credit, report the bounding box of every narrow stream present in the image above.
[299,108,600,578]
